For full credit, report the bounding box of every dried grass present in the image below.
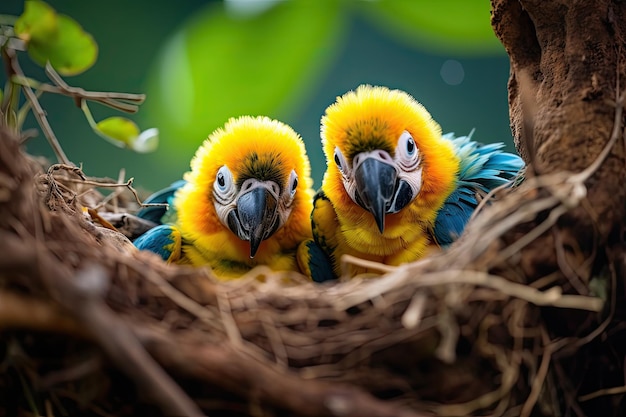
[0,126,623,417]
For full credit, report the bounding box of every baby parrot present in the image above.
[134,115,315,280]
[298,85,524,282]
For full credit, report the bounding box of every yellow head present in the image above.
[321,85,460,233]
[175,115,314,260]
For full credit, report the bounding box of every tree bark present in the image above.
[493,0,625,237]
[492,1,626,415]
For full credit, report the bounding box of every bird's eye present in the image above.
[397,131,419,170]
[214,165,233,194]
[288,170,298,198]
[333,147,349,175]
[406,136,415,155]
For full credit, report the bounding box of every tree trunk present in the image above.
[493,0,625,233]
[492,1,626,415]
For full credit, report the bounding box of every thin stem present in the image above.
[15,88,42,131]
[81,99,125,148]
[4,48,71,164]
[12,72,144,112]
[46,63,145,105]
[1,48,19,118]
[80,99,98,131]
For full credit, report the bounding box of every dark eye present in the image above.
[397,131,419,170]
[407,137,415,155]
[333,147,348,174]
[288,170,298,198]
[214,165,233,193]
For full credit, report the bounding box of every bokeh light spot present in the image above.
[440,59,465,85]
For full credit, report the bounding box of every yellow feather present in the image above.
[318,85,460,276]
[173,116,314,279]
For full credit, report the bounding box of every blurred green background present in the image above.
[2,0,512,192]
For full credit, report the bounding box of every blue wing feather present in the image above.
[136,180,187,224]
[134,224,182,262]
[434,131,524,246]
[133,180,186,257]
[303,240,336,283]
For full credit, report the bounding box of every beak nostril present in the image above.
[377,150,392,162]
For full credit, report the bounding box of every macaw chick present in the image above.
[298,85,524,282]
[134,115,314,280]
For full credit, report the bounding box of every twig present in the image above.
[216,285,245,347]
[578,385,626,402]
[553,228,589,295]
[112,168,126,211]
[341,254,398,275]
[60,265,205,417]
[519,331,569,417]
[553,361,587,417]
[400,292,427,329]
[555,261,618,357]
[259,312,289,368]
[65,176,167,208]
[434,308,458,363]
[138,326,431,417]
[0,227,204,417]
[495,204,569,262]
[10,65,146,113]
[39,355,102,388]
[46,63,145,106]
[0,290,85,335]
[47,163,86,180]
[462,194,562,263]
[333,269,604,312]
[469,179,516,222]
[135,261,222,332]
[4,48,70,164]
[435,327,519,416]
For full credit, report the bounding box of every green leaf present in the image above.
[44,14,98,75]
[95,117,158,153]
[14,0,58,44]
[96,117,140,147]
[15,1,98,75]
[359,0,503,55]
[28,14,98,76]
[142,0,342,162]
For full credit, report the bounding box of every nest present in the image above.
[0,125,624,417]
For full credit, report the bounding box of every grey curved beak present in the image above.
[354,157,397,233]
[229,186,278,258]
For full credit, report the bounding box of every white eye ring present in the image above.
[333,147,350,176]
[288,170,298,198]
[213,165,236,203]
[396,131,419,170]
